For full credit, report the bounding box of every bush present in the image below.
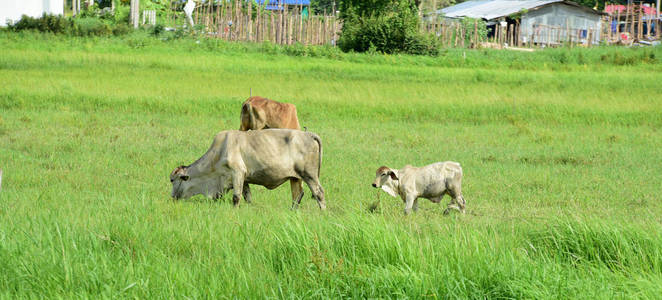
[151,24,165,36]
[9,14,131,37]
[10,14,71,34]
[112,23,131,36]
[460,17,488,47]
[72,17,112,36]
[338,0,437,55]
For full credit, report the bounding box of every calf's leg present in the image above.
[404,195,416,215]
[442,175,465,214]
[444,189,465,215]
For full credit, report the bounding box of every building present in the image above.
[438,0,605,45]
[256,0,310,11]
[1,0,64,27]
[605,4,660,40]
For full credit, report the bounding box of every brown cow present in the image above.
[239,96,301,131]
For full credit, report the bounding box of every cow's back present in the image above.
[241,97,300,130]
[226,129,320,188]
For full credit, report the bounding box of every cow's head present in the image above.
[372,166,399,197]
[170,165,191,199]
[170,165,224,200]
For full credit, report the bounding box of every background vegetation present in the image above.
[339,0,438,55]
[1,32,661,298]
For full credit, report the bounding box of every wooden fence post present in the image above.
[637,4,644,40]
[299,4,304,42]
[271,11,275,43]
[474,19,478,47]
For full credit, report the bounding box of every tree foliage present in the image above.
[338,0,438,55]
[311,0,338,15]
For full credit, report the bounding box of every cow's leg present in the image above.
[242,182,252,204]
[231,174,245,207]
[412,199,420,212]
[404,195,416,215]
[303,177,326,210]
[290,178,304,209]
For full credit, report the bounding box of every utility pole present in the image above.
[131,0,140,28]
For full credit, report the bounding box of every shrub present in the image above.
[284,43,309,56]
[151,24,165,36]
[338,0,438,55]
[10,14,71,34]
[72,17,112,36]
[112,23,131,36]
[9,13,132,37]
[460,17,488,46]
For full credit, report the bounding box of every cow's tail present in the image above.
[309,133,322,178]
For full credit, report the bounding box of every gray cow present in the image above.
[372,162,465,215]
[170,129,326,209]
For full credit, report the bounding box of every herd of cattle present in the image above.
[170,96,466,215]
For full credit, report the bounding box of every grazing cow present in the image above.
[372,162,465,215]
[239,96,301,131]
[170,129,325,210]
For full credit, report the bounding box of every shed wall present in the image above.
[520,3,602,45]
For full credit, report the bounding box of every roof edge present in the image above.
[437,0,606,20]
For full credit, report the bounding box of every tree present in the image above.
[338,0,437,55]
[311,0,338,15]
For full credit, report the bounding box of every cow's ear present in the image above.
[388,170,398,180]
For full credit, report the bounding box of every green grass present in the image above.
[1,32,661,298]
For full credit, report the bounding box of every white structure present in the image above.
[1,0,64,27]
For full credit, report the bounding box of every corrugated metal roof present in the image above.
[439,0,562,20]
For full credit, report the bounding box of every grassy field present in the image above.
[1,32,662,298]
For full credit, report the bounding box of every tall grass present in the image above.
[0,32,661,298]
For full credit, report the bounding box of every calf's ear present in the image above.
[388,171,398,180]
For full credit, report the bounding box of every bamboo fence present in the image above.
[169,1,341,46]
[164,2,659,48]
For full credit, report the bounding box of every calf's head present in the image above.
[372,166,398,188]
[372,166,399,197]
